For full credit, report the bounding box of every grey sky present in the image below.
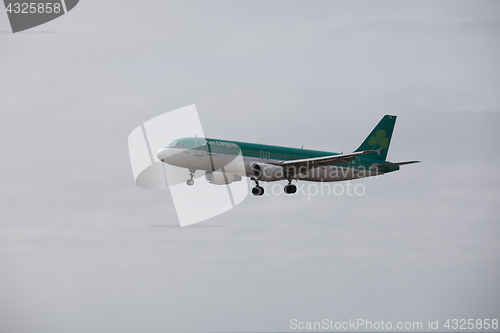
[1,1,499,332]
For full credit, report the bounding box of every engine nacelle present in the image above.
[252,163,284,182]
[205,170,242,185]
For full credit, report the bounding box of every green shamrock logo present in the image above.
[368,129,388,150]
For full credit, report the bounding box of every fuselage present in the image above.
[157,137,399,182]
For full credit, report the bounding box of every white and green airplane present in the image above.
[157,115,419,196]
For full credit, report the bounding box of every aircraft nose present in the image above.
[157,148,174,162]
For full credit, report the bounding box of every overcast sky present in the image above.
[1,1,499,332]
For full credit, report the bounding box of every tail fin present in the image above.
[355,115,396,161]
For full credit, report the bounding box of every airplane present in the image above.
[157,115,419,196]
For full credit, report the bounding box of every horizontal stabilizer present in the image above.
[375,161,420,169]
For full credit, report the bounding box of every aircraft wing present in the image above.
[280,148,382,168]
[373,161,420,169]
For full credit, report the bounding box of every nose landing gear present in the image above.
[186,168,196,186]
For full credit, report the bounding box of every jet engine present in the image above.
[251,163,284,182]
[205,170,242,185]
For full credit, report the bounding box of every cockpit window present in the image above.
[167,141,186,148]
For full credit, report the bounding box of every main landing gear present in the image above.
[186,168,196,186]
[251,179,264,196]
[284,180,297,194]
[251,179,298,196]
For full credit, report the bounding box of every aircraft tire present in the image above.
[252,186,264,196]
[284,184,297,194]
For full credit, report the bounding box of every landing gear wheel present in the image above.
[284,184,297,194]
[186,168,196,186]
[252,186,264,196]
[251,179,264,196]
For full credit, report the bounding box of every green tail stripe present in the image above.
[354,115,396,161]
